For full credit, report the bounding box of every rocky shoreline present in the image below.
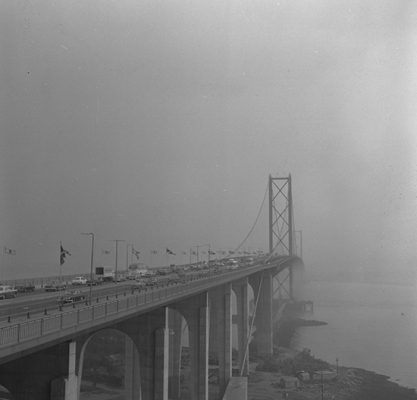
[247,316,417,400]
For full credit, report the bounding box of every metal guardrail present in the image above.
[0,257,293,351]
[0,273,216,348]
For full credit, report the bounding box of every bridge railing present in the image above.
[0,271,212,347]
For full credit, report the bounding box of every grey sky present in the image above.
[1,0,416,282]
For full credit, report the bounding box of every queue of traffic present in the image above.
[0,254,265,306]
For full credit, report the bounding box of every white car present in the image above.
[71,276,87,286]
[0,285,17,299]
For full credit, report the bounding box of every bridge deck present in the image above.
[0,256,296,363]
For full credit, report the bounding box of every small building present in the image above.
[278,376,300,389]
[312,370,337,381]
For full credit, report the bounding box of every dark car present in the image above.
[86,279,102,286]
[145,278,158,287]
[58,290,86,305]
[44,283,66,292]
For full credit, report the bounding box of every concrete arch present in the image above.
[77,327,141,400]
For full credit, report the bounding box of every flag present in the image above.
[3,247,16,255]
[151,250,158,255]
[166,248,175,255]
[102,249,111,255]
[132,248,141,260]
[60,242,71,266]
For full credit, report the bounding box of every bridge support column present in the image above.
[124,337,141,400]
[250,271,273,356]
[154,325,170,400]
[63,341,78,400]
[171,292,209,400]
[233,278,249,376]
[210,283,232,397]
[168,310,183,400]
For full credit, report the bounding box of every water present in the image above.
[292,280,417,389]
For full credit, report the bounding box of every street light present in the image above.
[81,232,95,304]
[126,243,133,273]
[111,239,125,282]
[193,244,211,265]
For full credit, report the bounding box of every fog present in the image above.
[1,0,416,283]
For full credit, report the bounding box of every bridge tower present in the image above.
[268,174,294,299]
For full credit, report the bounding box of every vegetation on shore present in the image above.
[257,348,329,377]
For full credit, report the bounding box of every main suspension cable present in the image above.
[233,180,269,253]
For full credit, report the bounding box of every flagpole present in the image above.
[81,233,95,304]
[59,242,63,293]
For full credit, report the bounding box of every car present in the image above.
[71,276,87,285]
[145,278,158,287]
[58,290,86,305]
[86,279,101,286]
[44,282,66,292]
[0,285,17,300]
[15,284,35,293]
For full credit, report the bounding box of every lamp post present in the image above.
[126,243,133,273]
[111,239,125,282]
[81,232,95,304]
[194,244,211,265]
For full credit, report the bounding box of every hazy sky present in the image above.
[1,0,416,282]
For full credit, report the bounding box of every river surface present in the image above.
[291,280,417,389]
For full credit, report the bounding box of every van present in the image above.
[0,285,17,300]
